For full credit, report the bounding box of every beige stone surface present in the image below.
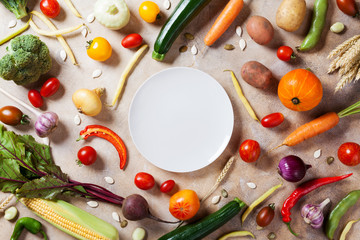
[0,0,359,239]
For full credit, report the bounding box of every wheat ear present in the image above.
[337,39,360,69]
[335,61,360,92]
[328,35,360,59]
[328,52,346,73]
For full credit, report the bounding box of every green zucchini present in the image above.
[158,198,246,240]
[152,0,213,61]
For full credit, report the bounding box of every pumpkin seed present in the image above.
[327,156,335,165]
[236,26,242,37]
[224,44,235,50]
[184,32,194,40]
[314,149,322,159]
[81,27,88,37]
[239,39,246,51]
[211,195,221,204]
[191,45,198,55]
[87,201,99,208]
[92,69,102,78]
[179,45,188,53]
[74,114,81,125]
[112,211,120,222]
[221,189,228,198]
[163,0,171,10]
[246,182,256,189]
[60,50,67,61]
[120,220,128,228]
[8,20,17,28]
[87,13,95,23]
[104,176,115,184]
[267,232,276,239]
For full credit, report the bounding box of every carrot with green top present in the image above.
[204,0,244,46]
[274,99,360,149]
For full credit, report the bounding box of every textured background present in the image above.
[0,0,359,239]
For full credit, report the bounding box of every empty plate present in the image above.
[129,67,234,172]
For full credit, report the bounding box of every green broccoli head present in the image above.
[0,0,29,19]
[0,34,52,85]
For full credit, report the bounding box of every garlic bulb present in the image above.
[301,198,330,229]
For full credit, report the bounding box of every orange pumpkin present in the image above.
[278,69,323,111]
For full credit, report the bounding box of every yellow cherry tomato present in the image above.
[139,1,160,23]
[86,37,112,62]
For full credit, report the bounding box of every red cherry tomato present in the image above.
[134,172,155,190]
[239,139,261,163]
[336,0,358,16]
[40,0,61,18]
[261,113,284,128]
[77,146,97,166]
[28,89,44,108]
[160,180,175,193]
[40,77,60,97]
[121,33,143,49]
[277,46,295,61]
[338,142,360,166]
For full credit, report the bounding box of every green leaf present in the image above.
[16,175,70,200]
[17,134,53,165]
[0,157,28,193]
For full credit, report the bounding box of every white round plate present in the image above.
[129,67,234,172]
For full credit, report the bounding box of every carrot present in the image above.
[274,99,360,149]
[204,0,244,46]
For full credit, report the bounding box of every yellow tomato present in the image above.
[169,189,200,221]
[87,37,112,62]
[139,1,160,23]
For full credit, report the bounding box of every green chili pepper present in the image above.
[297,0,328,52]
[325,190,360,240]
[10,217,48,240]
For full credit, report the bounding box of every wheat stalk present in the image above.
[335,61,360,92]
[328,34,360,59]
[201,156,235,203]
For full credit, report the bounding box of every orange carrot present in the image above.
[204,0,244,46]
[281,112,340,147]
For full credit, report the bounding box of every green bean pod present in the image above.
[325,190,360,240]
[297,0,328,52]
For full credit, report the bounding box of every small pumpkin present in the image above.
[278,69,323,111]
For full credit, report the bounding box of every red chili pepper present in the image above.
[78,125,127,170]
[281,173,352,236]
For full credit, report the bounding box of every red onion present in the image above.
[35,112,59,138]
[301,198,330,229]
[277,155,311,182]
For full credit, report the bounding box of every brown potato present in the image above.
[276,0,306,32]
[246,16,274,45]
[241,61,274,90]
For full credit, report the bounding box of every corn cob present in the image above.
[20,198,119,240]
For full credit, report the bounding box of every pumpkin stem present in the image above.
[291,97,300,105]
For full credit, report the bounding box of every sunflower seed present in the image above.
[314,149,322,159]
[179,45,188,53]
[224,44,235,50]
[87,201,99,208]
[163,0,171,10]
[239,39,246,51]
[8,20,17,28]
[184,33,194,40]
[74,114,81,125]
[236,26,242,37]
[191,45,198,55]
[112,212,120,222]
[92,69,102,78]
[60,50,67,61]
[104,176,115,184]
[211,195,221,204]
[87,13,95,23]
[81,27,88,37]
[221,189,228,198]
[247,182,257,189]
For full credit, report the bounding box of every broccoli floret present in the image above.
[0,35,52,85]
[0,0,28,19]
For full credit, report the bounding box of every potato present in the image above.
[246,16,274,45]
[276,0,306,32]
[241,61,274,90]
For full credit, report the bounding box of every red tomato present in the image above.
[160,180,175,193]
[134,172,155,190]
[40,0,61,18]
[239,139,261,163]
[336,0,358,16]
[40,77,60,97]
[256,204,275,227]
[277,46,295,61]
[338,142,360,166]
[121,33,143,49]
[77,146,97,165]
[261,113,284,128]
[28,90,44,108]
[169,189,200,220]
